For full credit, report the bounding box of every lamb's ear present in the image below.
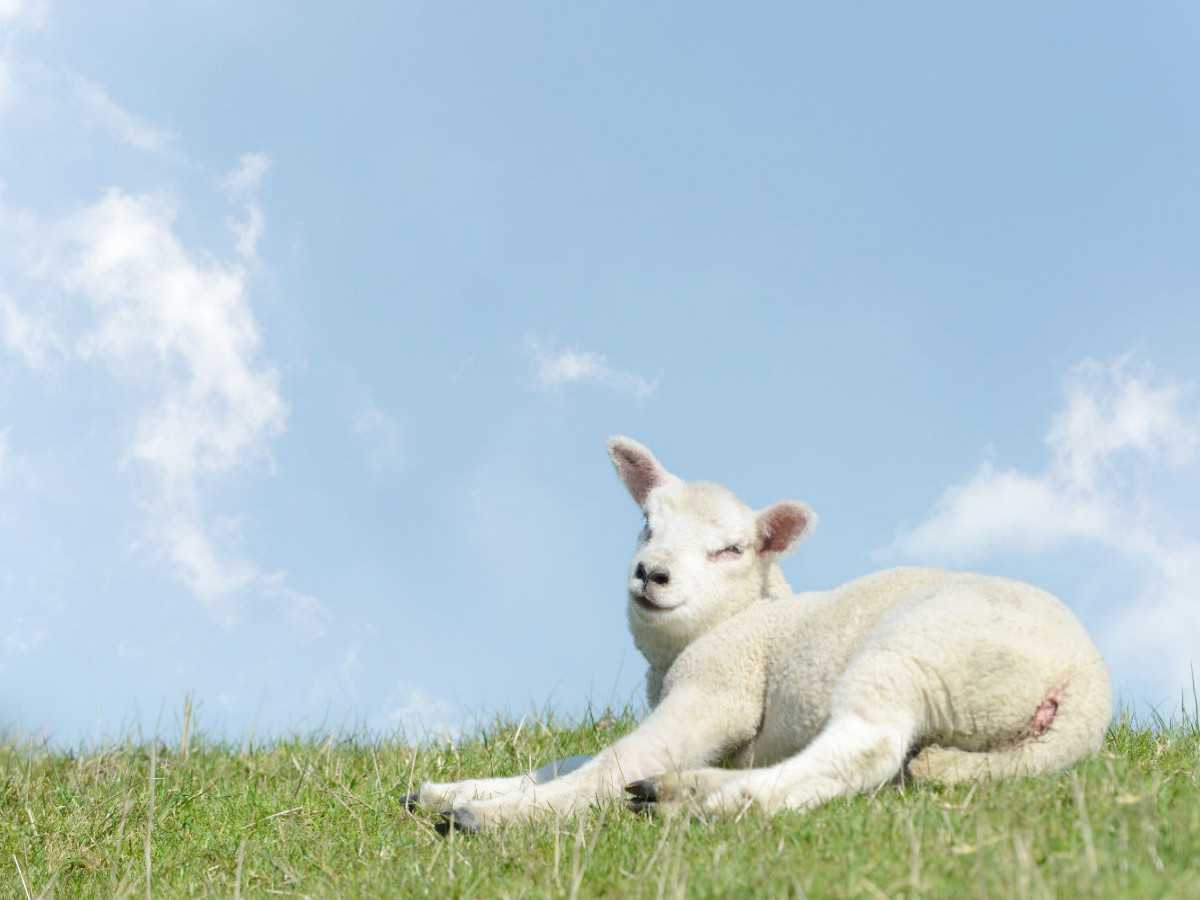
[756,501,816,557]
[606,436,678,508]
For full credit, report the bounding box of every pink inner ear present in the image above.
[624,459,658,506]
[612,446,660,506]
[759,503,810,555]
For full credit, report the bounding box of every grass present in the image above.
[2,705,1198,899]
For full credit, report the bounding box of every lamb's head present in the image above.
[607,436,816,670]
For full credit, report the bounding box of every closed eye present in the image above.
[712,545,744,559]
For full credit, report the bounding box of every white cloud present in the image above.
[526,335,658,400]
[70,74,174,152]
[353,399,403,477]
[51,183,328,634]
[888,462,1115,563]
[0,25,320,637]
[0,0,46,25]
[889,358,1197,562]
[885,356,1200,710]
[70,188,287,488]
[1047,357,1197,490]
[0,0,46,35]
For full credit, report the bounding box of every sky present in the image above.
[2,1,1199,747]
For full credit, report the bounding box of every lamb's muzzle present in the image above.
[635,562,670,587]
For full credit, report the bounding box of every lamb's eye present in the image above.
[640,521,652,541]
[713,544,744,559]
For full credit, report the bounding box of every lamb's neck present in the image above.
[633,631,686,696]
[640,563,793,708]
[645,666,666,708]
[763,563,792,600]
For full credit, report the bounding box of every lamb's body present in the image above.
[418,439,1111,831]
[660,567,1108,784]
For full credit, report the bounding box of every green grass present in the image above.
[2,706,1198,899]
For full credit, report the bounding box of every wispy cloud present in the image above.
[0,291,61,369]
[526,335,658,400]
[884,356,1200,708]
[223,152,271,262]
[372,683,460,741]
[69,74,175,152]
[1,10,161,145]
[0,609,46,674]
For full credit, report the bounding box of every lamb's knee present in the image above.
[806,712,912,791]
[867,732,904,773]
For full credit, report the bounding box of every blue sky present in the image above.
[2,1,1198,746]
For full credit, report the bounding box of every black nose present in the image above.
[635,562,669,587]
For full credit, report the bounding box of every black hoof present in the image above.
[435,807,481,836]
[627,797,658,816]
[399,793,420,812]
[625,779,659,802]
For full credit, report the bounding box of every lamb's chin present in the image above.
[631,593,684,614]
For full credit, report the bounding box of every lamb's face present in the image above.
[626,480,764,647]
[606,435,815,669]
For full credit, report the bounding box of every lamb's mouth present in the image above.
[632,592,678,613]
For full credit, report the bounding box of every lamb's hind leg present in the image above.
[693,709,915,816]
[909,659,1113,785]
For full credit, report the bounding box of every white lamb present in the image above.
[415,437,1112,833]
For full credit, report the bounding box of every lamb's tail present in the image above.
[907,653,1112,785]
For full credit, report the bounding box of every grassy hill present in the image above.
[2,706,1197,898]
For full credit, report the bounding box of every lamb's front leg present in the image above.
[438,686,752,833]
[414,755,592,811]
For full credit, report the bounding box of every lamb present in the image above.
[414,436,1112,833]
